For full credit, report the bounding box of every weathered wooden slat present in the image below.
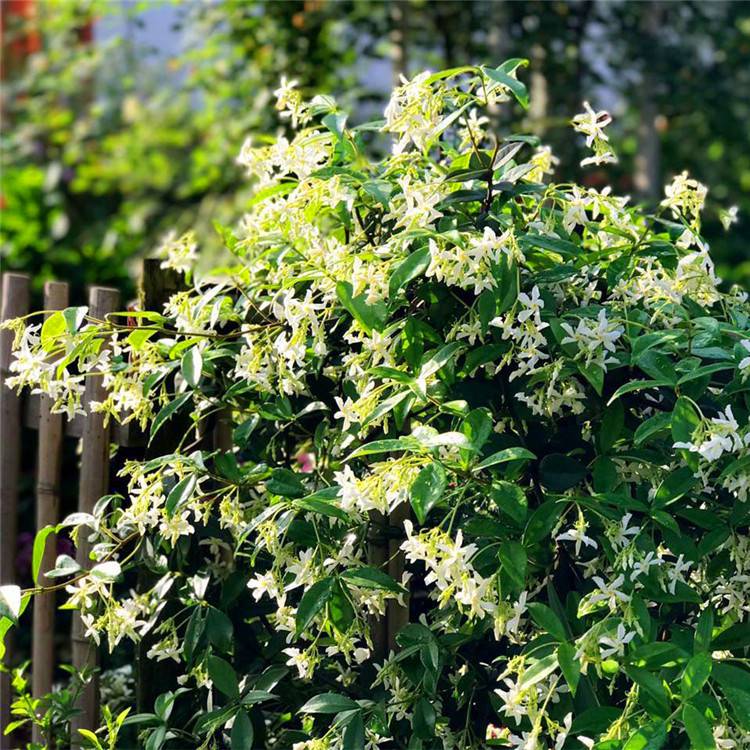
[0,272,30,748]
[70,286,120,746]
[31,281,69,745]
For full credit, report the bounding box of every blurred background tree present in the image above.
[1,0,748,302]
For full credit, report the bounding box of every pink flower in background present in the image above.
[296,452,316,473]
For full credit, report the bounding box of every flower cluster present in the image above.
[2,63,748,750]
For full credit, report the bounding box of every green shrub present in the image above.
[2,62,750,749]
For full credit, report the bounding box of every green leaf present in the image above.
[518,653,558,690]
[165,475,197,517]
[230,710,254,750]
[527,603,567,642]
[490,481,527,526]
[181,346,203,387]
[341,710,365,750]
[150,392,191,443]
[578,361,604,396]
[328,579,355,633]
[653,466,696,508]
[63,306,88,333]
[484,60,529,109]
[677,362,733,385]
[295,496,350,522]
[40,310,67,351]
[389,246,431,297]
[474,447,536,470]
[300,692,359,714]
[498,541,527,589]
[671,397,701,444]
[626,667,671,718]
[336,281,387,334]
[636,350,677,384]
[340,567,406,594]
[322,111,347,139]
[206,607,234,654]
[634,412,672,446]
[557,643,581,696]
[711,622,750,651]
[207,655,239,699]
[524,499,565,545]
[608,379,670,405]
[682,705,714,750]
[694,609,714,653]
[410,462,447,523]
[32,525,57,584]
[296,578,334,635]
[266,468,306,498]
[539,454,586,491]
[681,653,712,699]
[413,697,436,740]
[622,721,667,750]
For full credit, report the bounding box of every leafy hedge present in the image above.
[2,62,750,750]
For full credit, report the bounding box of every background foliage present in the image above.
[1,0,748,300]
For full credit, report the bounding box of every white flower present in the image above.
[738,340,750,376]
[719,205,738,231]
[589,574,630,611]
[557,525,598,557]
[599,624,635,659]
[630,550,664,581]
[609,513,641,549]
[572,101,612,148]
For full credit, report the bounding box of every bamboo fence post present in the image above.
[70,286,120,746]
[0,272,30,747]
[31,281,69,745]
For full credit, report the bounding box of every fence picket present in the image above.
[31,281,69,745]
[0,272,30,747]
[70,286,120,746]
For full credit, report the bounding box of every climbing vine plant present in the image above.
[2,62,750,750]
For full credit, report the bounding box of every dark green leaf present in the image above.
[490,481,528,526]
[557,642,580,696]
[527,603,567,642]
[231,710,254,750]
[207,656,239,700]
[681,653,712,699]
[539,454,586,491]
[296,578,334,635]
[149,392,191,443]
[300,692,359,714]
[389,247,431,297]
[475,447,536,470]
[682,705,714,750]
[341,567,406,594]
[165,475,197,517]
[267,468,306,498]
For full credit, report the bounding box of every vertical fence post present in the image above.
[31,281,69,745]
[0,272,30,746]
[70,286,120,746]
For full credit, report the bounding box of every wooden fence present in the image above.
[0,262,409,748]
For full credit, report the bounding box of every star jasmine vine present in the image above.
[1,61,749,750]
